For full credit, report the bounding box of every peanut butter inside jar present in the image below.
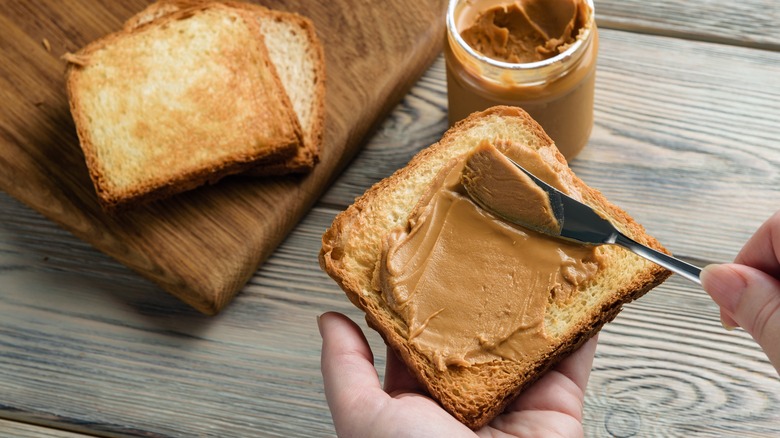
[445,0,598,159]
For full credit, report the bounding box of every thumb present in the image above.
[701,264,780,372]
[318,312,388,435]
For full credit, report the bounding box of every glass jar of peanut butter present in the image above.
[445,0,598,159]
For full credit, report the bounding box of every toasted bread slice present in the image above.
[126,0,326,176]
[246,8,325,176]
[65,2,301,211]
[319,106,671,429]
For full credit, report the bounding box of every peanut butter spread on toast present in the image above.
[377,140,602,371]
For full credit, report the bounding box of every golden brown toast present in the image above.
[319,106,671,429]
[65,2,302,211]
[125,0,326,176]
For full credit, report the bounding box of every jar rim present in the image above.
[446,0,596,71]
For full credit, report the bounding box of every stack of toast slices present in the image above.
[64,0,325,211]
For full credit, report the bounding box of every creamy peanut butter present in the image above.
[462,140,562,235]
[461,0,586,63]
[445,0,598,159]
[378,141,602,371]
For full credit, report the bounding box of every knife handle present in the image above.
[614,233,702,285]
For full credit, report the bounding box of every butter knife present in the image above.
[504,158,702,284]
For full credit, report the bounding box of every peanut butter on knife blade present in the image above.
[462,140,563,236]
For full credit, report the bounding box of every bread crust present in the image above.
[65,2,303,211]
[320,106,671,429]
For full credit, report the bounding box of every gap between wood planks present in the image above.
[0,416,105,438]
[597,19,780,52]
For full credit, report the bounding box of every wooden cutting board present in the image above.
[0,0,446,315]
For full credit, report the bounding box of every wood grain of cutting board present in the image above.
[0,0,446,315]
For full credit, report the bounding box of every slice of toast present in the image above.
[65,2,302,211]
[126,0,326,176]
[246,8,325,176]
[319,106,671,429]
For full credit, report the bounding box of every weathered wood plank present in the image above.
[586,280,780,436]
[597,0,779,50]
[0,420,95,438]
[0,194,377,437]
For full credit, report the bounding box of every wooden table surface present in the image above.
[1,0,779,436]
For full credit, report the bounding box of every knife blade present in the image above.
[505,157,702,284]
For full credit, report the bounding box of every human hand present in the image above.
[319,311,597,437]
[700,211,780,373]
